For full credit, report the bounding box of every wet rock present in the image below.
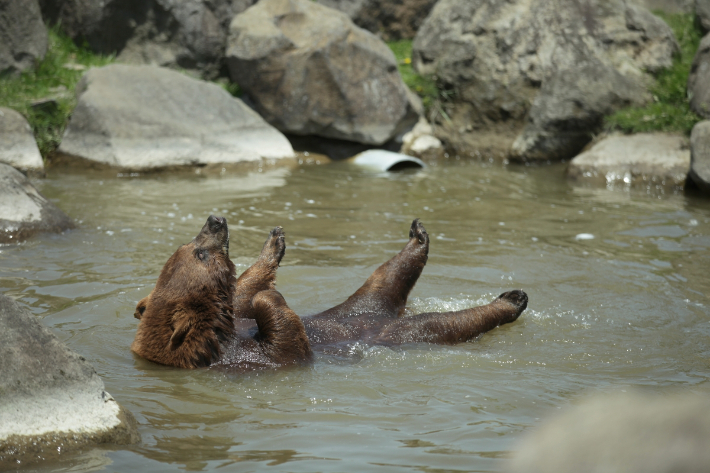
[413,0,678,162]
[0,164,74,244]
[315,0,438,41]
[226,0,419,146]
[0,0,48,76]
[507,391,710,473]
[688,120,710,192]
[0,108,44,176]
[0,294,139,470]
[567,133,690,188]
[689,33,710,119]
[38,0,256,79]
[697,0,710,32]
[401,117,444,160]
[57,64,294,170]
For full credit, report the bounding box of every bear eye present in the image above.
[195,249,209,262]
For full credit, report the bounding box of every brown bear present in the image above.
[131,216,528,370]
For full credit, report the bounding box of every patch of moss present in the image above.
[221,81,243,98]
[387,39,439,110]
[0,27,114,157]
[604,13,703,135]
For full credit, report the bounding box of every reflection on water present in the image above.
[2,159,710,472]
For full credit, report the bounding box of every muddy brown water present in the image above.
[2,158,709,472]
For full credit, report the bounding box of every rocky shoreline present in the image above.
[1,1,708,190]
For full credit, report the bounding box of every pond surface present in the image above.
[2,157,710,472]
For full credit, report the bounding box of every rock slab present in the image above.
[507,392,710,473]
[58,64,294,170]
[567,133,690,187]
[0,107,44,175]
[689,120,710,192]
[0,163,74,244]
[689,33,710,119]
[413,0,678,161]
[226,0,419,146]
[0,0,48,76]
[0,294,139,469]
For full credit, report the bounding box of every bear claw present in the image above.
[409,218,428,244]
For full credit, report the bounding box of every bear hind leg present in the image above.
[313,219,430,320]
[374,290,528,345]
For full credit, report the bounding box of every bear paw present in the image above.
[261,226,286,266]
[496,290,528,311]
[409,218,429,245]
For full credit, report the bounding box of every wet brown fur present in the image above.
[132,217,528,370]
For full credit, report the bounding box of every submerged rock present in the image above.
[226,0,419,146]
[689,33,710,119]
[0,0,47,76]
[315,0,438,41]
[0,294,139,469]
[413,0,678,162]
[567,133,690,188]
[507,391,710,473]
[0,163,74,243]
[57,64,294,170]
[38,0,257,79]
[0,108,44,175]
[688,120,710,193]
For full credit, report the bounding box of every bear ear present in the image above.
[170,315,193,350]
[134,296,150,320]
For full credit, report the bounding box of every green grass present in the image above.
[387,40,439,110]
[0,27,114,157]
[604,12,703,135]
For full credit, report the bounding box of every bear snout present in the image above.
[207,215,226,233]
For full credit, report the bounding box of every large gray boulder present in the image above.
[226,0,419,146]
[39,0,256,79]
[567,133,690,188]
[413,0,678,162]
[688,120,710,192]
[315,0,438,41]
[0,0,48,76]
[0,164,74,244]
[57,64,295,170]
[0,295,139,469]
[0,107,44,175]
[507,392,710,473]
[689,33,710,119]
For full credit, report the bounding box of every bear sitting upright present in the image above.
[132,216,528,370]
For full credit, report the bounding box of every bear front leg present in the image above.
[374,290,528,345]
[251,289,313,364]
[312,219,430,320]
[233,227,286,318]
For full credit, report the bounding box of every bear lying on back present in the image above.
[131,216,528,370]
